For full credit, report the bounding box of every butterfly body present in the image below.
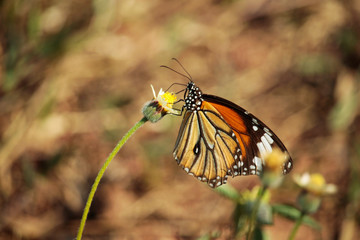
[173,81,292,188]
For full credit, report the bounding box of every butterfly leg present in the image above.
[168,104,185,116]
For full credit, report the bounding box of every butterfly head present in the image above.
[184,81,204,112]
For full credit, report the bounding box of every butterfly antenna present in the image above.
[160,65,192,81]
[171,58,193,80]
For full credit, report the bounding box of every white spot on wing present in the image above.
[257,142,267,157]
[264,133,274,144]
[254,157,263,171]
[264,127,272,136]
[253,125,258,131]
[261,135,272,153]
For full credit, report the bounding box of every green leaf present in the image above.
[272,204,321,230]
[302,215,321,230]
[215,184,242,202]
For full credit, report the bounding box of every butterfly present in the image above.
[163,60,293,188]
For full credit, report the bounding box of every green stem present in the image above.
[76,117,148,240]
[246,186,267,240]
[288,212,305,240]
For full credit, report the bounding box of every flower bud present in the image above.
[296,190,321,214]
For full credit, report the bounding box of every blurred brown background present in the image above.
[1,0,360,239]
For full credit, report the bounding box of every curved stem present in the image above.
[76,117,148,240]
[288,212,305,240]
[246,186,267,240]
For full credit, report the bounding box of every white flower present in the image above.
[150,85,179,115]
[142,85,180,123]
[293,172,337,196]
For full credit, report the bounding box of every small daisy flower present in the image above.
[142,85,180,123]
[293,172,337,196]
[293,172,337,213]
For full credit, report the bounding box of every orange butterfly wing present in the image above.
[173,82,292,188]
[204,94,293,175]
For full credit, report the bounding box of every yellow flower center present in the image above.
[161,92,177,106]
[293,172,337,196]
[306,173,326,194]
[150,85,179,114]
[309,174,326,188]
